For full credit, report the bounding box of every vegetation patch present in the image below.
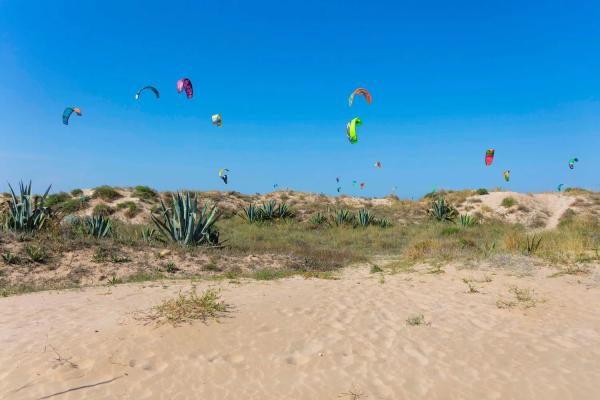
[93,186,121,202]
[144,288,230,326]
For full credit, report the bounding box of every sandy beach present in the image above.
[2,262,599,400]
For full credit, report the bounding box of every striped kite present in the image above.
[348,88,372,107]
[62,107,82,125]
[176,78,193,99]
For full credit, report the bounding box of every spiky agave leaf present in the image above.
[5,180,52,232]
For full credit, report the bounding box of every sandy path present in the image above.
[1,265,600,400]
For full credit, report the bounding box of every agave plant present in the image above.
[151,192,220,246]
[259,200,278,221]
[139,227,158,242]
[276,202,295,219]
[5,181,52,232]
[378,218,393,228]
[309,212,328,226]
[240,204,261,223]
[459,214,476,227]
[428,197,457,222]
[357,208,375,227]
[85,215,112,238]
[332,208,354,226]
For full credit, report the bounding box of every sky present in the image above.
[1,0,599,198]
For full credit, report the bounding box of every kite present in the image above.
[485,149,495,166]
[212,114,222,127]
[568,157,578,169]
[374,161,382,168]
[503,170,510,182]
[346,118,362,144]
[348,88,372,107]
[337,187,341,193]
[359,182,365,190]
[219,168,229,184]
[273,184,279,189]
[135,86,159,100]
[352,180,357,187]
[557,183,564,192]
[176,78,193,99]
[336,177,340,183]
[62,107,82,126]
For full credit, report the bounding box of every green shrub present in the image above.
[93,204,114,217]
[441,226,460,235]
[501,197,517,208]
[25,245,48,263]
[331,208,354,226]
[132,185,158,201]
[356,208,375,227]
[476,188,489,195]
[44,192,71,207]
[61,197,89,213]
[70,188,83,196]
[309,212,328,226]
[117,201,139,218]
[92,186,121,202]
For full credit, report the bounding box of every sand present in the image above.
[1,263,600,400]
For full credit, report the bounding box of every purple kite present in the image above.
[176,78,193,99]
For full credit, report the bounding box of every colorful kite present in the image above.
[348,88,372,107]
[568,157,578,169]
[346,118,362,144]
[62,107,82,126]
[135,86,159,100]
[359,182,365,190]
[503,170,510,182]
[218,168,229,184]
[557,183,564,192]
[212,114,222,127]
[485,149,495,166]
[176,78,193,99]
[374,161,382,168]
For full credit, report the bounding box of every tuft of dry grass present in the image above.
[406,313,427,326]
[497,286,537,309]
[144,288,230,326]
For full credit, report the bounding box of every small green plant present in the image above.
[107,275,122,286]
[25,245,48,263]
[60,197,89,213]
[370,264,383,273]
[406,314,426,326]
[70,188,83,196]
[139,227,158,242]
[501,197,517,208]
[309,212,328,226]
[165,261,178,273]
[428,197,456,222]
[523,234,542,255]
[1,251,20,265]
[459,214,476,227]
[276,202,295,219]
[151,192,221,246]
[377,218,393,228]
[476,188,489,195]
[92,185,121,202]
[85,216,112,238]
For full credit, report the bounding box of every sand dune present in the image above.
[2,263,600,399]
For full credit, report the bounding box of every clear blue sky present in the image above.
[1,1,598,197]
